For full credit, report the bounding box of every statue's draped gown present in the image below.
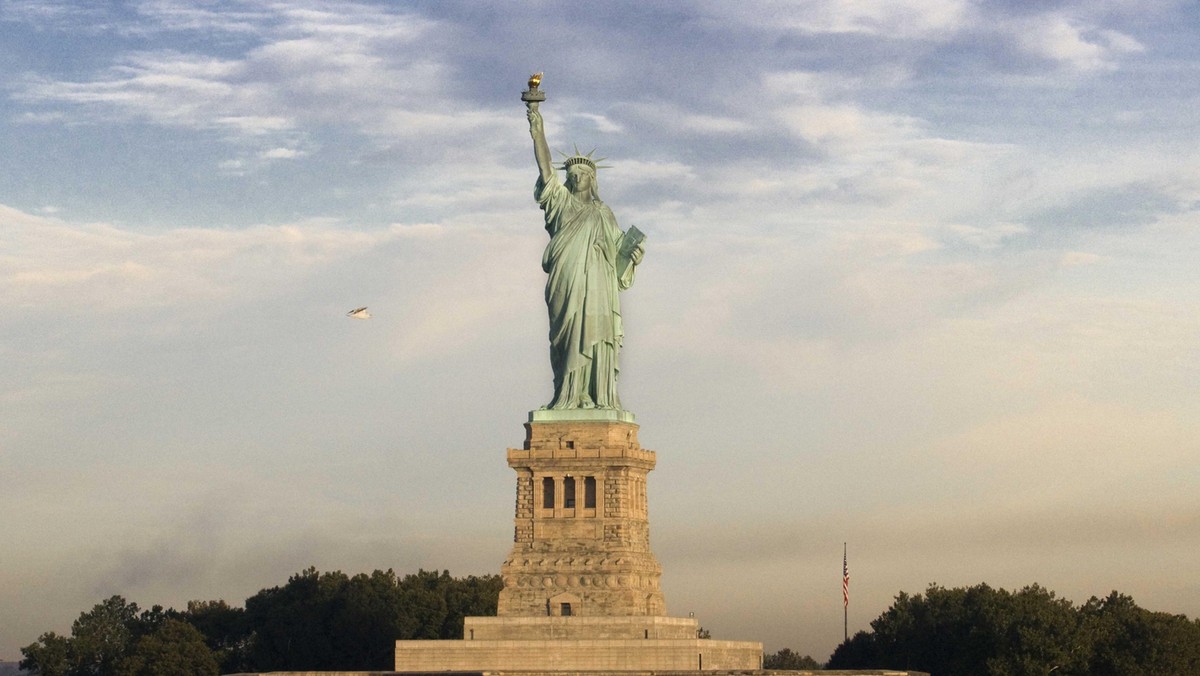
[537,174,636,409]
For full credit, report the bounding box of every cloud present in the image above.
[572,113,623,134]
[0,0,113,30]
[606,159,697,186]
[775,103,921,148]
[218,158,246,174]
[129,0,272,35]
[259,147,306,159]
[593,102,753,141]
[0,202,547,433]
[1026,182,1187,231]
[1009,13,1145,71]
[16,50,282,132]
[11,2,451,151]
[702,2,1144,77]
[749,69,1019,222]
[0,205,382,313]
[661,497,1200,568]
[942,222,1028,250]
[698,0,971,40]
[373,108,512,141]
[0,460,507,640]
[929,397,1200,498]
[1059,250,1104,267]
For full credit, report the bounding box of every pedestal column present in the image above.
[498,415,666,618]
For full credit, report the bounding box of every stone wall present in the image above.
[497,420,666,618]
[463,615,699,640]
[393,638,763,671]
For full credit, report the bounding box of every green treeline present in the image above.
[22,575,1200,676]
[20,568,501,675]
[826,583,1200,675]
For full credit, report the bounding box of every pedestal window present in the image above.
[563,476,576,508]
[584,476,596,508]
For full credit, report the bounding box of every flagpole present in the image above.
[842,542,848,642]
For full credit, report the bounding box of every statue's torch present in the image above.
[522,72,545,110]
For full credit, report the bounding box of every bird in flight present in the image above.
[346,307,371,319]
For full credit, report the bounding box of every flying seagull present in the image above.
[346,307,371,319]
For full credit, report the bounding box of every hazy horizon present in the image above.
[2,0,1198,663]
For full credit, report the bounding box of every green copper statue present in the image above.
[524,74,646,411]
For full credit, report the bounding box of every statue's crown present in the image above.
[556,146,609,172]
[562,155,596,171]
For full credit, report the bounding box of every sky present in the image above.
[2,0,1199,665]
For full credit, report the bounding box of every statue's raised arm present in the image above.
[521,74,646,413]
[528,119,553,185]
[524,73,553,184]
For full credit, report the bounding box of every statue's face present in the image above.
[567,165,594,195]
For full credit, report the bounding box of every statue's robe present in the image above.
[536,174,637,410]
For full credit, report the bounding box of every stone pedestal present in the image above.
[498,416,664,618]
[392,413,764,672]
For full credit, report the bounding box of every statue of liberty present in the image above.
[524,75,645,411]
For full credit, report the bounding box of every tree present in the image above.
[21,596,163,676]
[180,600,250,674]
[115,620,218,676]
[68,596,141,676]
[19,596,220,676]
[764,647,821,669]
[241,567,503,671]
[828,584,1083,674]
[395,569,451,641]
[329,570,413,668]
[19,631,71,676]
[1079,591,1200,675]
[21,568,500,674]
[242,566,345,670]
[827,583,1200,676]
[434,572,505,640]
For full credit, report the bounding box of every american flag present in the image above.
[842,547,850,608]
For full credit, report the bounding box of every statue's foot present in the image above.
[580,398,595,409]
